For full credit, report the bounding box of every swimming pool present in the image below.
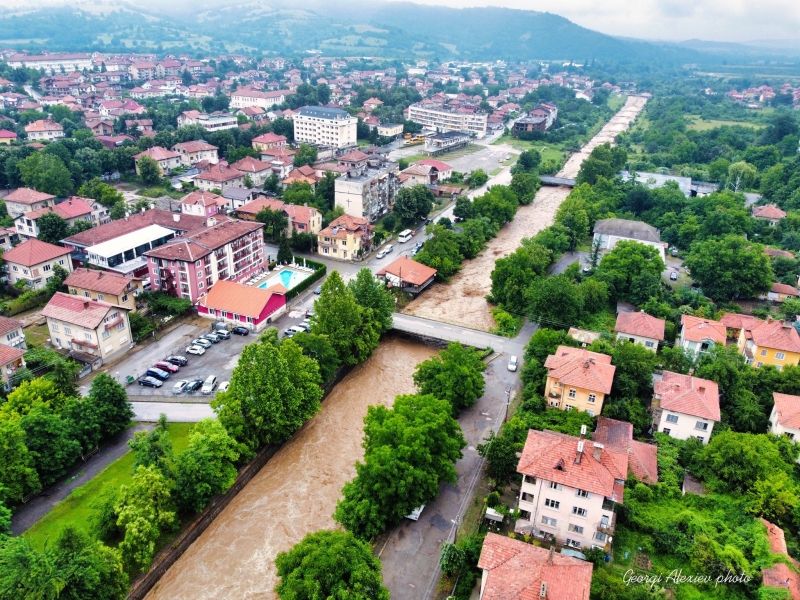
[258,267,311,291]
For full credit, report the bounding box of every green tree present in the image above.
[511,149,542,174]
[605,339,659,399]
[489,244,551,313]
[128,414,173,475]
[453,196,474,221]
[87,373,134,439]
[293,143,318,168]
[78,178,124,207]
[413,343,487,415]
[275,530,389,600]
[314,171,337,212]
[0,536,64,600]
[52,526,128,600]
[348,268,394,333]
[392,185,433,223]
[243,174,253,189]
[0,418,41,503]
[18,152,73,197]
[19,402,82,487]
[509,171,540,205]
[44,264,71,298]
[684,235,773,301]
[554,193,590,251]
[36,212,69,245]
[526,274,583,326]
[276,238,293,264]
[255,206,289,242]
[476,430,519,481]
[136,155,161,186]
[596,240,665,304]
[467,169,488,189]
[291,332,340,383]
[727,161,757,193]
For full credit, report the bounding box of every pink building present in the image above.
[144,218,265,302]
[197,279,287,331]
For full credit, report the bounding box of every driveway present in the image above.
[549,250,592,275]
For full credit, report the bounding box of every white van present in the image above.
[398,229,413,243]
[201,375,218,395]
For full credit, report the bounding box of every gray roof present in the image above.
[222,188,254,200]
[593,218,661,243]
[620,170,692,197]
[299,106,350,119]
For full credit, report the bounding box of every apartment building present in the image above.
[407,103,488,138]
[652,371,720,444]
[65,268,143,312]
[171,140,219,167]
[3,238,73,290]
[24,119,64,142]
[176,110,238,132]
[4,188,56,218]
[42,293,132,364]
[543,346,616,417]
[7,53,92,74]
[145,218,265,302]
[334,152,400,221]
[130,62,158,80]
[316,214,372,261]
[294,106,357,149]
[230,89,288,110]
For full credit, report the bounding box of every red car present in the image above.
[155,361,180,373]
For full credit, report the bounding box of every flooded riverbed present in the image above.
[403,95,647,331]
[146,336,437,600]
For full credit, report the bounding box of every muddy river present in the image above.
[146,336,437,600]
[403,95,648,331]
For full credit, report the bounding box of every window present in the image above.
[102,330,110,340]
[588,393,596,403]
[117,322,125,331]
[84,333,92,341]
[587,409,595,417]
[595,532,608,542]
[576,489,590,499]
[524,475,536,485]
[11,266,17,272]
[761,349,768,356]
[548,482,562,490]
[572,507,588,517]
[565,405,574,411]
[58,259,64,265]
[663,428,671,435]
[544,498,560,509]
[98,294,104,301]
[757,362,764,368]
[695,421,708,431]
[666,414,679,424]
[51,323,59,332]
[566,539,581,549]
[521,492,535,502]
[776,352,786,360]
[568,524,584,534]
[121,294,129,303]
[568,388,576,398]
[42,264,51,272]
[541,516,557,527]
[696,436,704,443]
[645,341,654,348]
[64,327,71,335]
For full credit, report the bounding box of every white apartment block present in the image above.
[8,53,92,74]
[407,103,488,138]
[294,106,357,149]
[230,89,288,110]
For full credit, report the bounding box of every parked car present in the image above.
[376,245,394,259]
[172,380,189,394]
[297,320,311,332]
[670,271,678,281]
[507,356,518,372]
[406,505,425,521]
[313,286,322,294]
[186,345,206,356]
[214,322,230,332]
[305,308,315,317]
[283,326,304,338]
[231,326,249,336]
[219,381,230,393]
[214,329,231,340]
[155,361,180,373]
[165,355,188,366]
[201,333,222,344]
[671,247,679,257]
[139,376,163,388]
[201,375,218,395]
[410,247,419,257]
[185,379,204,393]
[146,367,171,381]
[191,338,212,348]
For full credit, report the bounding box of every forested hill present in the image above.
[0,1,700,64]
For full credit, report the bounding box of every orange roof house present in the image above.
[652,371,720,444]
[735,316,800,369]
[593,416,658,484]
[543,346,615,416]
[760,519,800,599]
[614,311,665,351]
[679,315,727,356]
[197,279,286,331]
[376,256,437,294]
[753,204,787,225]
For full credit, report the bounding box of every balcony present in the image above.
[104,315,123,330]
[72,338,98,349]
[595,511,617,535]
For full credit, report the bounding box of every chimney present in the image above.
[540,582,548,598]
[580,424,586,440]
[547,546,554,565]
[575,440,584,464]
[141,206,146,214]
[83,300,90,309]
[173,213,181,222]
[698,386,705,394]
[592,442,604,461]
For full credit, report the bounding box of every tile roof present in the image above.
[230,156,271,173]
[251,132,287,144]
[338,150,369,162]
[0,129,17,139]
[592,417,658,484]
[64,268,135,296]
[195,164,244,183]
[25,197,93,221]
[197,279,286,318]
[180,190,226,208]
[760,519,800,600]
[771,283,800,296]
[615,311,666,341]
[720,312,760,331]
[318,214,371,240]
[765,248,795,259]
[417,158,452,171]
[63,209,207,248]
[544,346,616,395]
[517,429,627,501]
[3,238,71,267]
[5,188,56,206]
[477,533,592,600]
[655,371,721,421]
[680,315,727,344]
[773,393,800,430]
[0,344,24,366]
[42,292,121,329]
[172,141,218,153]
[134,146,180,161]
[145,218,263,261]
[24,119,63,132]
[237,197,285,215]
[282,203,320,225]
[745,318,800,354]
[0,316,22,338]
[376,256,437,286]
[753,204,787,220]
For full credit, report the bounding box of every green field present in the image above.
[607,93,626,112]
[686,116,766,131]
[23,422,195,551]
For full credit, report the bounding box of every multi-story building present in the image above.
[180,190,229,218]
[407,103,488,138]
[3,238,73,290]
[423,131,472,155]
[4,189,56,218]
[770,393,800,459]
[145,218,265,302]
[176,110,238,132]
[251,132,287,152]
[42,293,132,364]
[14,198,94,239]
[134,146,182,176]
[236,198,322,236]
[7,53,92,74]
[0,316,26,351]
[229,157,273,186]
[543,346,616,417]
[334,152,399,221]
[294,106,357,149]
[678,314,726,357]
[592,219,665,261]
[652,371,720,444]
[614,311,665,352]
[316,214,372,261]
[171,141,219,167]
[230,89,288,110]
[130,62,158,81]
[732,315,800,369]
[0,345,26,392]
[194,164,246,192]
[516,427,626,551]
[24,119,64,142]
[64,268,143,312]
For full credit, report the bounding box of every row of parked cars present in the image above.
[283,318,311,338]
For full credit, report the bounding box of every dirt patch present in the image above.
[403,96,647,331]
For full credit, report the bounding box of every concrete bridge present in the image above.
[539,175,577,187]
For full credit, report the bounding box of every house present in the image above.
[678,315,726,357]
[3,238,72,290]
[14,197,94,239]
[194,164,245,192]
[171,141,219,167]
[197,279,287,331]
[294,106,357,149]
[251,132,287,152]
[734,316,800,369]
[229,156,272,186]
[543,346,616,416]
[477,533,592,600]
[515,428,625,551]
[0,316,26,351]
[593,417,658,484]
[362,97,383,112]
[753,204,786,226]
[24,119,64,142]
[221,187,256,211]
[134,146,182,176]
[763,282,800,303]
[770,393,800,459]
[65,268,143,312]
[760,520,800,599]
[229,89,288,110]
[614,311,665,352]
[282,164,319,187]
[652,371,720,444]
[144,218,265,303]
[236,198,322,235]
[592,218,665,261]
[42,293,132,364]
[176,111,237,132]
[86,119,114,136]
[180,190,228,218]
[376,123,403,138]
[316,214,372,261]
[376,256,437,294]
[4,188,56,217]
[0,345,26,391]
[0,129,17,144]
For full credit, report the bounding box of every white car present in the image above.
[218,381,230,393]
[186,345,206,356]
[191,338,212,348]
[508,356,518,372]
[406,505,425,521]
[376,245,394,259]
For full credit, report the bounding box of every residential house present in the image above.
[4,188,56,218]
[753,204,786,226]
[770,393,800,460]
[134,146,182,176]
[652,371,720,444]
[221,187,256,211]
[234,106,267,122]
[24,119,64,141]
[65,268,143,312]
[543,346,616,416]
[763,282,800,303]
[593,417,658,484]
[197,279,287,331]
[86,119,114,136]
[592,218,666,261]
[3,238,72,290]
[0,316,26,351]
[477,533,592,600]
[614,311,665,352]
[236,198,322,235]
[172,141,219,167]
[362,97,383,112]
[678,314,726,356]
[251,132,287,152]
[0,129,17,144]
[282,165,319,187]
[377,123,403,138]
[760,520,800,599]
[180,190,228,218]
[42,293,132,364]
[194,164,246,192]
[316,214,372,261]
[734,315,800,369]
[14,197,94,239]
[229,156,272,186]
[294,106,357,149]
[230,89,288,110]
[0,345,26,391]
[376,256,437,294]
[515,428,625,551]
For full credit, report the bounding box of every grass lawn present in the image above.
[23,422,195,551]
[24,323,50,348]
[685,115,766,131]
[489,167,503,176]
[607,93,626,112]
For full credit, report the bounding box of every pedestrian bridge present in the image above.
[539,175,576,187]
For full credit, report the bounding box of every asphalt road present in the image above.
[391,313,527,356]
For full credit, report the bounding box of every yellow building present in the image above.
[64,268,144,312]
[735,316,800,370]
[544,346,616,417]
[316,214,372,262]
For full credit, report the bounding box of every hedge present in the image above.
[1,290,49,316]
[285,259,327,301]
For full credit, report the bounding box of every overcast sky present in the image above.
[392,0,800,43]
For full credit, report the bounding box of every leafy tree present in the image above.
[292,332,340,383]
[255,206,288,242]
[0,418,41,503]
[512,149,542,174]
[467,169,488,189]
[489,244,551,313]
[2,378,66,417]
[526,274,583,326]
[0,536,64,599]
[293,143,318,168]
[20,402,82,487]
[596,240,665,304]
[52,526,128,600]
[44,264,71,298]
[87,373,134,439]
[140,291,192,315]
[348,268,394,333]
[392,185,433,223]
[439,542,465,576]
[727,161,757,193]
[453,196,474,221]
[472,186,517,226]
[314,171,337,212]
[476,430,519,481]
[413,226,464,281]
[18,152,73,197]
[136,155,161,186]
[36,212,69,245]
[128,414,173,475]
[275,530,389,600]
[509,171,540,205]
[603,339,659,399]
[78,178,124,207]
[413,343,487,415]
[554,193,590,250]
[276,238,293,264]
[576,143,626,186]
[684,235,773,301]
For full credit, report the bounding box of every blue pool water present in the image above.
[258,267,310,291]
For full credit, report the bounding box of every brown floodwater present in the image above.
[145,336,436,600]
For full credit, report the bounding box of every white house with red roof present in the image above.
[134,146,182,175]
[652,371,720,444]
[229,156,272,186]
[763,282,800,303]
[14,197,95,239]
[770,393,800,460]
[171,140,219,167]
[753,204,786,226]
[376,256,437,294]
[4,188,56,218]
[3,238,73,290]
[0,316,26,351]
[614,311,665,352]
[236,198,322,235]
[251,132,287,152]
[515,427,626,551]
[678,314,727,357]
[194,164,245,192]
[180,190,228,218]
[24,119,64,141]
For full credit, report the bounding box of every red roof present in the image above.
[0,316,22,338]
[417,158,452,172]
[42,292,122,329]
[771,283,800,297]
[5,188,55,206]
[593,417,657,484]
[338,150,369,162]
[753,204,787,220]
[0,344,24,367]
[230,156,271,173]
[773,393,800,430]
[195,164,244,183]
[765,248,795,259]
[376,256,437,286]
[544,346,616,395]
[680,315,726,344]
[180,190,226,208]
[615,311,665,341]
[172,140,218,153]
[318,214,371,240]
[25,197,93,221]
[145,218,263,261]
[134,146,180,161]
[761,519,800,599]
[63,209,207,248]
[64,268,136,296]
[477,533,592,600]
[251,132,287,145]
[24,119,63,132]
[237,197,285,216]
[3,238,70,267]
[745,318,800,354]
[0,130,17,139]
[654,371,720,421]
[197,279,285,318]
